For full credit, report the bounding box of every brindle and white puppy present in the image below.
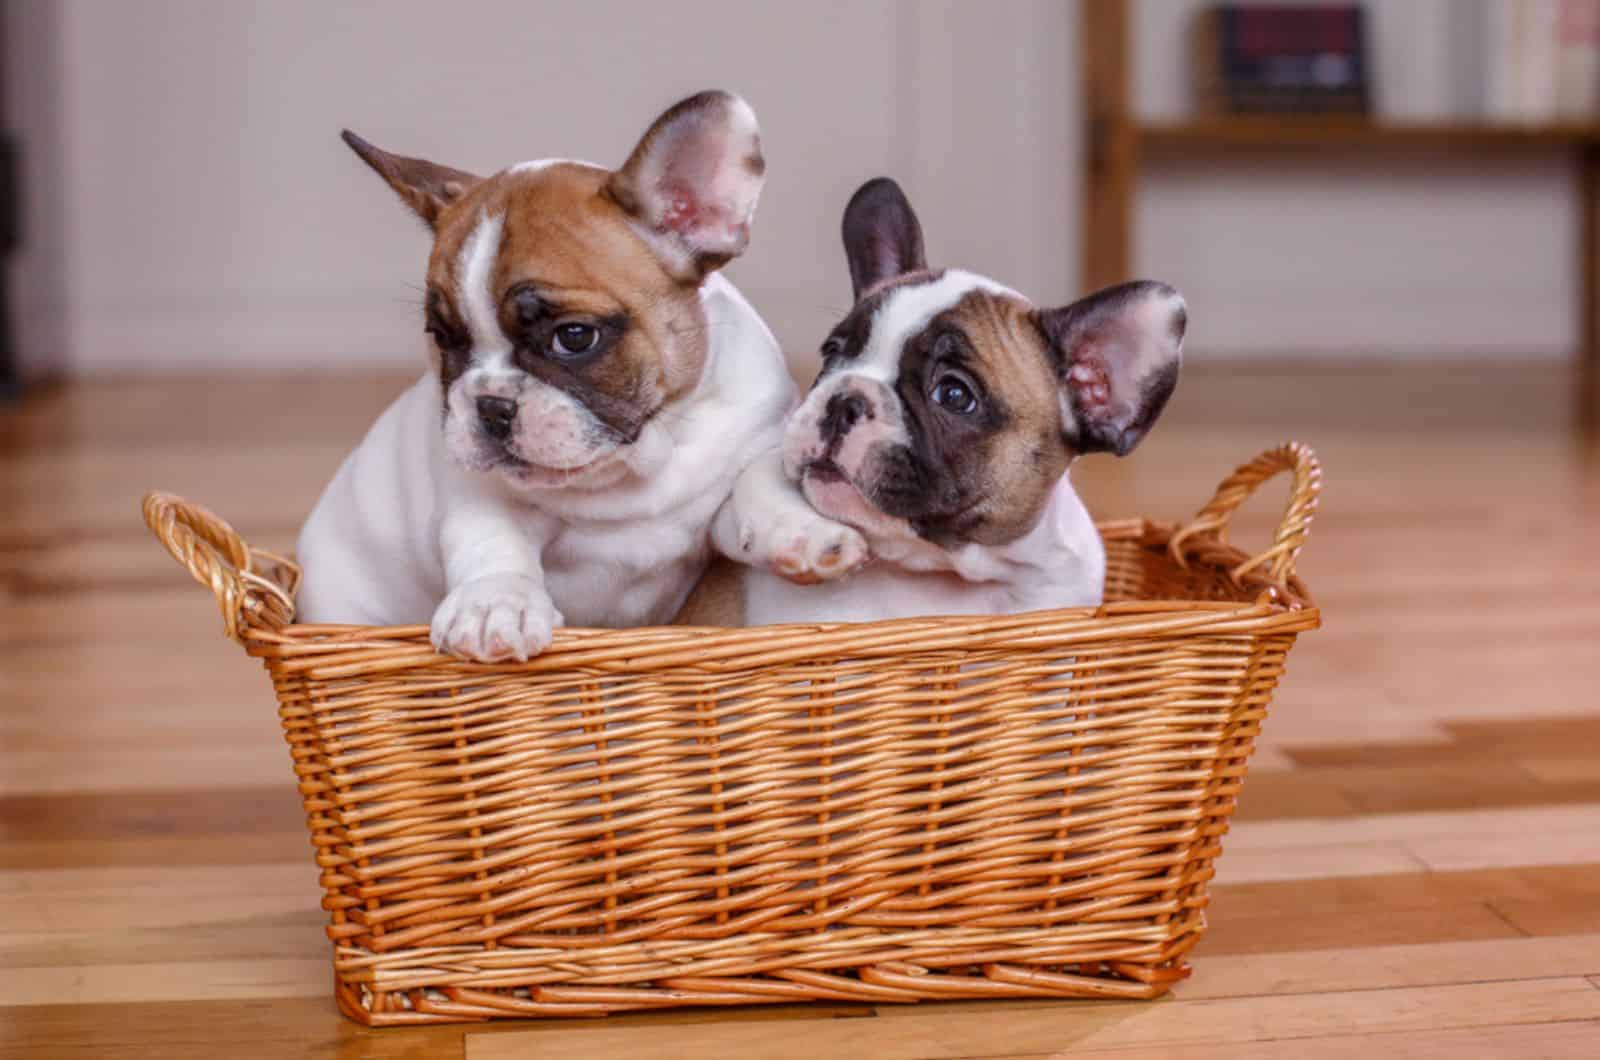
[684,177,1185,625]
[297,92,864,659]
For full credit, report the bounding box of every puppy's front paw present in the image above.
[761,514,869,586]
[430,575,564,662]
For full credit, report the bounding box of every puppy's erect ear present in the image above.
[841,177,927,301]
[1040,281,1186,457]
[341,130,481,231]
[607,90,766,281]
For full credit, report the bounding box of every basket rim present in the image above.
[142,442,1322,673]
[230,517,1317,677]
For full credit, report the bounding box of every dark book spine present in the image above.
[1212,4,1370,115]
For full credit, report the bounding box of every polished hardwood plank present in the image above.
[962,1022,1600,1060]
[2,364,1598,1057]
[465,980,1600,1059]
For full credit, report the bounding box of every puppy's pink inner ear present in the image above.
[637,145,758,266]
[612,92,764,276]
[1068,351,1114,413]
[1044,281,1185,457]
[660,183,709,235]
[653,129,755,249]
[1067,327,1143,426]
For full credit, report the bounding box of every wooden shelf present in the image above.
[1079,0,1596,434]
[1137,117,1600,153]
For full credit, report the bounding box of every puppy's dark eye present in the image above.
[551,322,599,357]
[821,336,845,358]
[931,374,979,415]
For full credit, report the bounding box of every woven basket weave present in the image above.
[143,442,1320,1026]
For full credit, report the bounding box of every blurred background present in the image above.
[1,0,1586,386]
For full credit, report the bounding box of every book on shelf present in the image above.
[1191,4,1370,115]
[1188,1,1600,125]
[1441,0,1597,123]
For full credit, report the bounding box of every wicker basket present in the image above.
[143,442,1320,1026]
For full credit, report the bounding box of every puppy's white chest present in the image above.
[542,516,707,628]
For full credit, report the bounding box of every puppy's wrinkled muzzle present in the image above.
[787,374,896,467]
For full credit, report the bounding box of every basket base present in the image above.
[330,960,1189,1026]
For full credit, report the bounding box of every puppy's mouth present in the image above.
[474,419,638,485]
[805,452,987,547]
[800,459,906,538]
[800,457,848,484]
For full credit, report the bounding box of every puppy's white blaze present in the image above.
[456,211,508,364]
[852,269,1022,384]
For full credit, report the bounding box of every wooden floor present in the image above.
[3,363,1600,1058]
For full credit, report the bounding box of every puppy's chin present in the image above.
[799,463,915,543]
[498,452,627,491]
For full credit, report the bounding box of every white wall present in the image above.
[2,0,1574,377]
[3,0,1073,380]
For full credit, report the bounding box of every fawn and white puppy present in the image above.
[297,92,860,659]
[682,178,1186,626]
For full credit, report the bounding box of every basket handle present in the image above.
[1167,442,1321,588]
[142,492,299,640]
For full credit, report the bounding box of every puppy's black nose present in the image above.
[476,396,517,441]
[820,391,870,441]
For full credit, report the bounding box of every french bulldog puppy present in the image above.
[297,91,864,659]
[681,177,1185,626]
